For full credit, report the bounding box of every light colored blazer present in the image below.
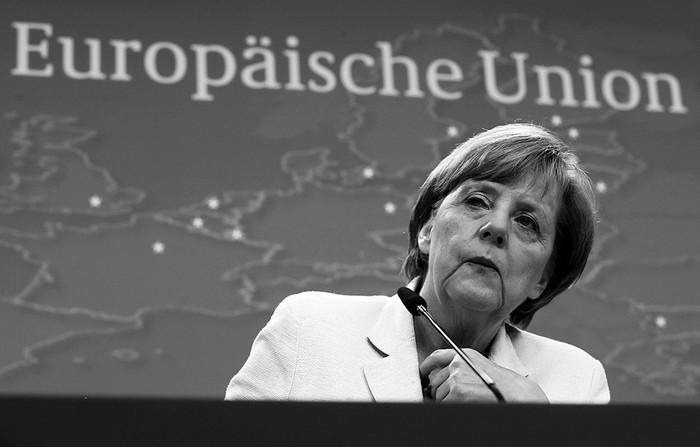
[225,291,610,404]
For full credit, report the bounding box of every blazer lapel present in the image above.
[488,324,529,377]
[363,295,423,402]
[362,280,528,401]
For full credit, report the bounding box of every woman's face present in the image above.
[418,175,560,324]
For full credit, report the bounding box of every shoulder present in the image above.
[507,326,600,368]
[507,325,599,365]
[507,325,609,403]
[277,290,389,315]
[273,291,393,332]
[280,290,390,309]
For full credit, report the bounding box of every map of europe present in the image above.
[1,14,699,403]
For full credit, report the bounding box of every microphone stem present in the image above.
[417,305,506,403]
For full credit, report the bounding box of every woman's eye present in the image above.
[516,214,540,232]
[465,195,490,208]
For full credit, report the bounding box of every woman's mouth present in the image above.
[466,256,500,274]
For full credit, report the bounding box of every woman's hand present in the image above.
[419,349,549,403]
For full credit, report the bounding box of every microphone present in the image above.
[397,287,506,403]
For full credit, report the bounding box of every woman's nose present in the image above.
[478,220,507,247]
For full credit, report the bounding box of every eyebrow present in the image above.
[459,181,555,223]
[457,181,498,197]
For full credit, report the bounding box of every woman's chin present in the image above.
[442,285,503,315]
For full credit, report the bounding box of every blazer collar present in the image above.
[488,324,530,377]
[403,277,529,377]
[363,280,530,401]
[363,289,423,402]
[366,277,422,356]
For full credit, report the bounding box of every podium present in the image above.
[1,395,698,446]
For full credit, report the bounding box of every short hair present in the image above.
[403,123,597,328]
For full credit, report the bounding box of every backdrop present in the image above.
[1,0,699,404]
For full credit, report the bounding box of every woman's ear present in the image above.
[417,219,433,255]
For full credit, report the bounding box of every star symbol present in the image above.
[89,195,103,208]
[152,241,166,254]
[286,35,299,47]
[229,228,244,241]
[206,197,221,210]
[191,217,204,229]
[568,128,580,139]
[550,115,563,126]
[384,202,397,214]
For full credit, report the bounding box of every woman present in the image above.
[226,123,610,404]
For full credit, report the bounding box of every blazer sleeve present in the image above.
[225,297,301,400]
[586,359,611,404]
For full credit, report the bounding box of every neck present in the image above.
[413,311,501,364]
